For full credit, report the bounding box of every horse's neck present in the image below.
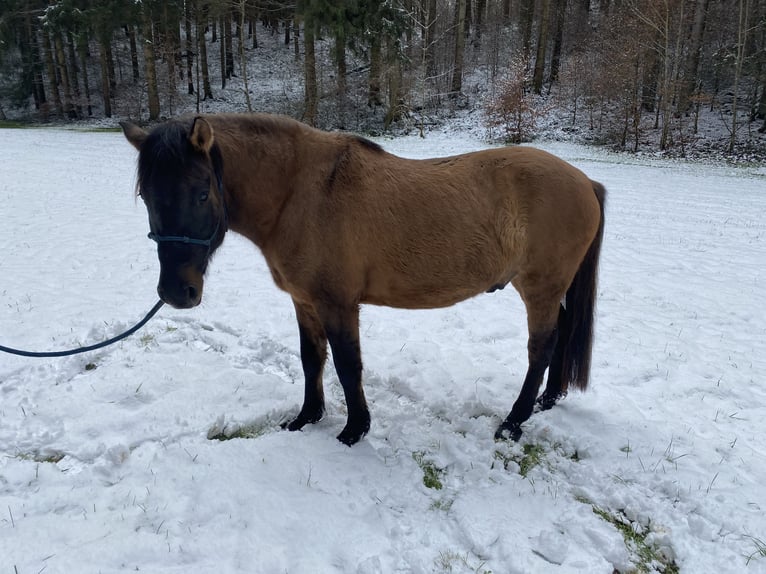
[218,124,298,247]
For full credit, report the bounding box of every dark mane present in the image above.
[353,135,383,153]
[135,120,195,196]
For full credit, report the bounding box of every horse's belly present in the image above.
[362,269,506,310]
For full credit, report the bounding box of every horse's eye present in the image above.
[199,190,209,202]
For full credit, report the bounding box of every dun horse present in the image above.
[121,114,606,446]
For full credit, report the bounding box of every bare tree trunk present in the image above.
[76,32,92,116]
[304,17,318,126]
[141,5,161,120]
[335,24,347,125]
[98,34,112,118]
[679,0,710,113]
[385,38,403,129]
[548,0,568,87]
[42,29,63,117]
[520,0,535,64]
[729,0,751,152]
[197,5,213,99]
[126,24,140,83]
[369,36,383,106]
[424,0,438,78]
[533,0,552,94]
[24,13,46,111]
[451,0,467,95]
[224,11,235,79]
[65,32,82,117]
[185,0,195,94]
[237,0,252,111]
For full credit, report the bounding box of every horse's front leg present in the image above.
[286,301,328,431]
[320,304,370,446]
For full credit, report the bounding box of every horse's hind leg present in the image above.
[286,301,328,431]
[495,296,560,441]
[537,304,569,411]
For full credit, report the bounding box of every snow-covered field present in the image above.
[1,125,764,574]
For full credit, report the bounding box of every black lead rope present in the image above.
[0,299,165,358]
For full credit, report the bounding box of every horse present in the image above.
[120,113,606,446]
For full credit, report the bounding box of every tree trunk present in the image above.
[679,0,710,113]
[385,38,403,129]
[451,0,467,95]
[424,0,437,78]
[77,31,93,116]
[303,17,318,126]
[42,28,63,117]
[127,24,140,83]
[141,5,161,120]
[369,36,383,106]
[548,0,568,87]
[24,11,46,111]
[185,0,195,94]
[197,6,213,99]
[238,0,252,111]
[225,11,235,79]
[520,0,535,64]
[533,0,551,94]
[219,18,227,88]
[98,34,112,118]
[335,23,347,125]
[729,0,751,152]
[66,32,82,117]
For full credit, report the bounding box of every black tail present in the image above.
[556,180,606,392]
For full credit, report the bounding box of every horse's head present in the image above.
[121,117,227,309]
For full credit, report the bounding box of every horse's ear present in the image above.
[120,121,147,151]
[190,116,215,154]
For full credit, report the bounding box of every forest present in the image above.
[0,0,764,156]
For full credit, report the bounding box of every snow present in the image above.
[1,125,765,574]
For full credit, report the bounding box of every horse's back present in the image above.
[338,145,601,309]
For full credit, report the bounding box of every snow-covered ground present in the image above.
[1,125,764,574]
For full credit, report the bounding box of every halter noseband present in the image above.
[147,147,226,251]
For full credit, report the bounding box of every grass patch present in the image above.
[590,505,678,574]
[16,450,65,464]
[139,333,155,347]
[413,451,444,490]
[494,443,547,477]
[0,120,30,129]
[208,421,271,441]
[434,550,492,574]
[745,536,766,565]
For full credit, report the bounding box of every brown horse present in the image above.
[120,113,606,446]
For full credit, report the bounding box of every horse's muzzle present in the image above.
[158,282,202,309]
[157,270,203,309]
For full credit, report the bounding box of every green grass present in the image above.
[745,536,766,565]
[434,550,492,574]
[208,421,271,441]
[590,505,678,574]
[15,450,65,464]
[493,442,547,477]
[413,451,444,490]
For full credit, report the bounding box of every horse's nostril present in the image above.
[186,285,198,302]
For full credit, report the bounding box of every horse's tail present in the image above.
[557,180,606,392]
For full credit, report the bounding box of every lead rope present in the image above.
[0,299,164,358]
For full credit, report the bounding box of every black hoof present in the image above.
[282,406,325,432]
[494,422,522,442]
[536,390,566,411]
[336,416,370,446]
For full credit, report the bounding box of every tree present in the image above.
[140,1,161,120]
[451,0,467,95]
